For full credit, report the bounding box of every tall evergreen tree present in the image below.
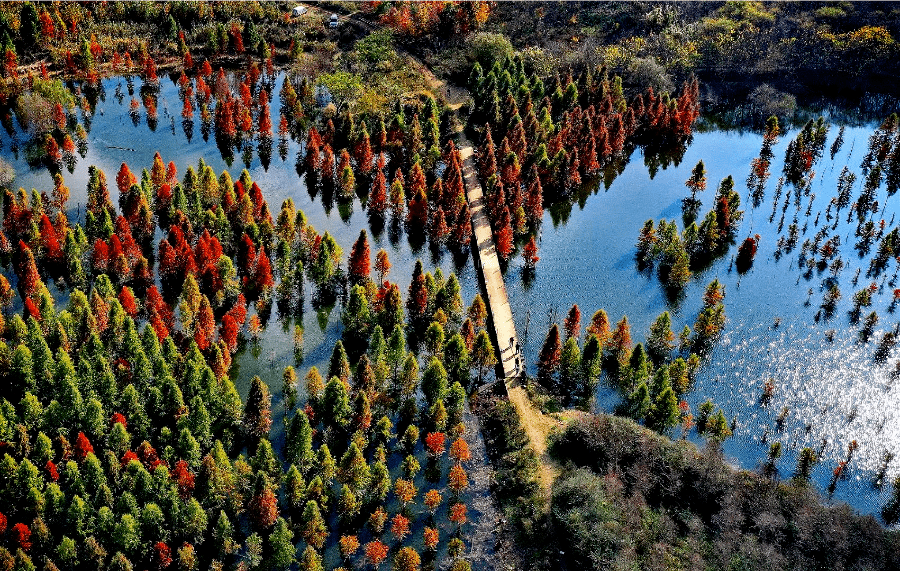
[242,376,272,440]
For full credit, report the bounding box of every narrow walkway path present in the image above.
[369,17,564,544]
[456,138,521,381]
[396,46,522,383]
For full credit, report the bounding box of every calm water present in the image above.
[3,72,898,520]
[505,121,900,517]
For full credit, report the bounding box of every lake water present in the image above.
[504,119,900,517]
[2,71,898,521]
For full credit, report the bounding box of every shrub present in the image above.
[469,32,514,68]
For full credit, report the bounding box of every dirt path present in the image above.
[506,382,562,499]
[461,404,502,571]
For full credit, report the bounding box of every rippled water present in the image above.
[504,121,900,517]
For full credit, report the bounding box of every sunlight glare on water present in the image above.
[506,119,900,516]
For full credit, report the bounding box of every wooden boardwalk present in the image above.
[457,136,521,383]
[375,28,521,385]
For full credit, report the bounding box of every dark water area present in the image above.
[1,72,501,568]
[505,120,900,519]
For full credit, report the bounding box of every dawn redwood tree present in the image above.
[406,260,429,327]
[321,144,335,181]
[563,304,581,340]
[267,518,295,569]
[339,162,356,200]
[646,383,680,434]
[537,324,561,388]
[74,432,94,460]
[118,286,138,317]
[39,214,63,263]
[116,163,137,196]
[495,207,514,261]
[393,546,420,571]
[421,357,448,406]
[460,318,475,352]
[479,127,497,180]
[407,188,429,228]
[554,329,580,394]
[353,122,373,173]
[328,341,351,387]
[795,447,819,483]
[339,534,360,562]
[219,314,239,353]
[15,243,43,300]
[258,96,272,137]
[525,169,544,224]
[306,127,322,171]
[252,247,275,293]
[243,376,272,439]
[625,381,651,421]
[448,464,469,495]
[394,477,417,507]
[298,546,323,571]
[471,329,496,384]
[608,315,633,368]
[669,250,691,287]
[46,136,61,164]
[647,311,675,363]
[467,294,487,328]
[348,230,371,286]
[150,152,166,189]
[369,169,388,216]
[321,376,351,430]
[282,365,298,419]
[449,436,471,464]
[451,202,472,247]
[248,472,279,530]
[703,278,725,308]
[522,235,539,269]
[375,249,391,284]
[152,541,172,569]
[284,410,313,469]
[301,500,328,549]
[52,173,70,213]
[338,442,371,492]
[737,235,759,268]
[449,502,467,530]
[379,284,404,335]
[365,540,389,569]
[194,295,216,351]
[390,514,411,541]
[423,527,439,551]
[430,207,450,244]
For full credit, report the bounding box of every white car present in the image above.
[329,13,339,28]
